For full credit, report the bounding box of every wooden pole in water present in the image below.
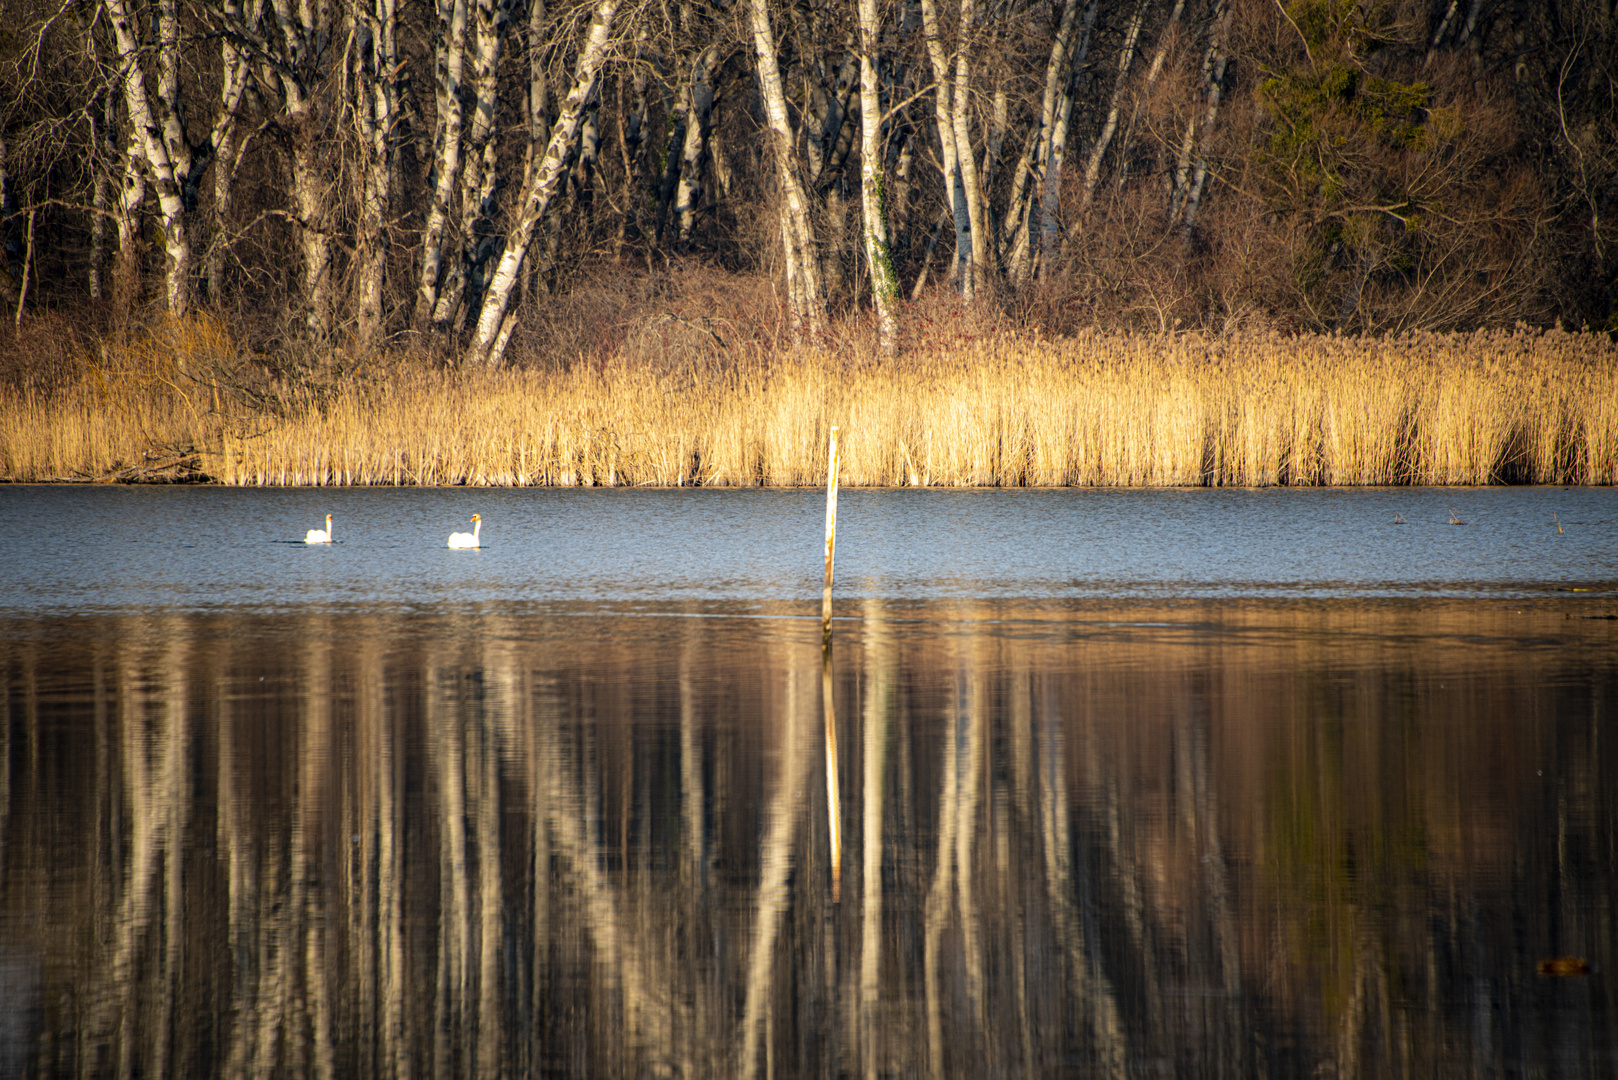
[822,426,842,900]
[822,427,839,645]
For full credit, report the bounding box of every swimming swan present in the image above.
[448,514,482,549]
[305,514,333,544]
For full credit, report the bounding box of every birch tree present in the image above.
[919,0,973,300]
[1169,0,1230,241]
[857,0,898,353]
[433,0,514,329]
[100,0,197,315]
[352,0,399,347]
[673,44,720,248]
[466,0,623,366]
[415,0,470,328]
[998,0,1081,281]
[266,0,338,337]
[749,0,824,340]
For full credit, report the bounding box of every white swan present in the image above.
[305,513,333,544]
[448,514,482,548]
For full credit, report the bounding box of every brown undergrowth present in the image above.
[2,306,1615,486]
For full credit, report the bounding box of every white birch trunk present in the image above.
[156,0,195,193]
[353,0,399,346]
[115,128,147,306]
[919,0,971,300]
[415,0,470,327]
[649,65,684,242]
[749,0,824,341]
[466,0,621,366]
[268,0,336,338]
[951,0,989,292]
[1001,0,1083,280]
[674,45,719,248]
[858,0,899,354]
[435,0,511,328]
[1029,0,1096,280]
[1177,0,1230,242]
[102,0,194,316]
[291,119,333,338]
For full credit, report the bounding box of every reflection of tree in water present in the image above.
[1,603,1615,1077]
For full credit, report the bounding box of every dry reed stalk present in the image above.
[3,324,1615,486]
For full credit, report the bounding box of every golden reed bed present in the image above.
[3,321,1616,486]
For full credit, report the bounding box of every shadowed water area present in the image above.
[1,486,1616,1078]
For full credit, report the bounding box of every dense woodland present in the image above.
[2,0,1616,367]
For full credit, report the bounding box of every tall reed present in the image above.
[3,322,1615,486]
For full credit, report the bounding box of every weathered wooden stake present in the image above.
[822,426,839,645]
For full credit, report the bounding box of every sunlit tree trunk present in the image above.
[268,0,336,338]
[466,0,622,367]
[1032,0,1097,279]
[435,0,512,329]
[1175,0,1231,243]
[999,0,1080,281]
[353,0,399,347]
[857,0,899,354]
[113,135,146,307]
[951,0,989,289]
[102,0,194,315]
[748,0,824,341]
[919,0,972,300]
[674,45,719,248]
[415,0,469,329]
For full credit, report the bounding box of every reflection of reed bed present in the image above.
[4,320,1616,485]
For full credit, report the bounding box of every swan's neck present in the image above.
[472,520,481,540]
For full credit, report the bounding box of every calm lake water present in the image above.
[1,485,1616,1078]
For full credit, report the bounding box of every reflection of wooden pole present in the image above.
[822,427,839,646]
[824,643,842,902]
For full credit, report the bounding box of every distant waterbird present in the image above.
[1555,514,1565,535]
[305,514,333,544]
[448,514,482,548]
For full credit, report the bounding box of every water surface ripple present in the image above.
[1,485,1614,611]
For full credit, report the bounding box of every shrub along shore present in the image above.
[3,322,1616,487]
